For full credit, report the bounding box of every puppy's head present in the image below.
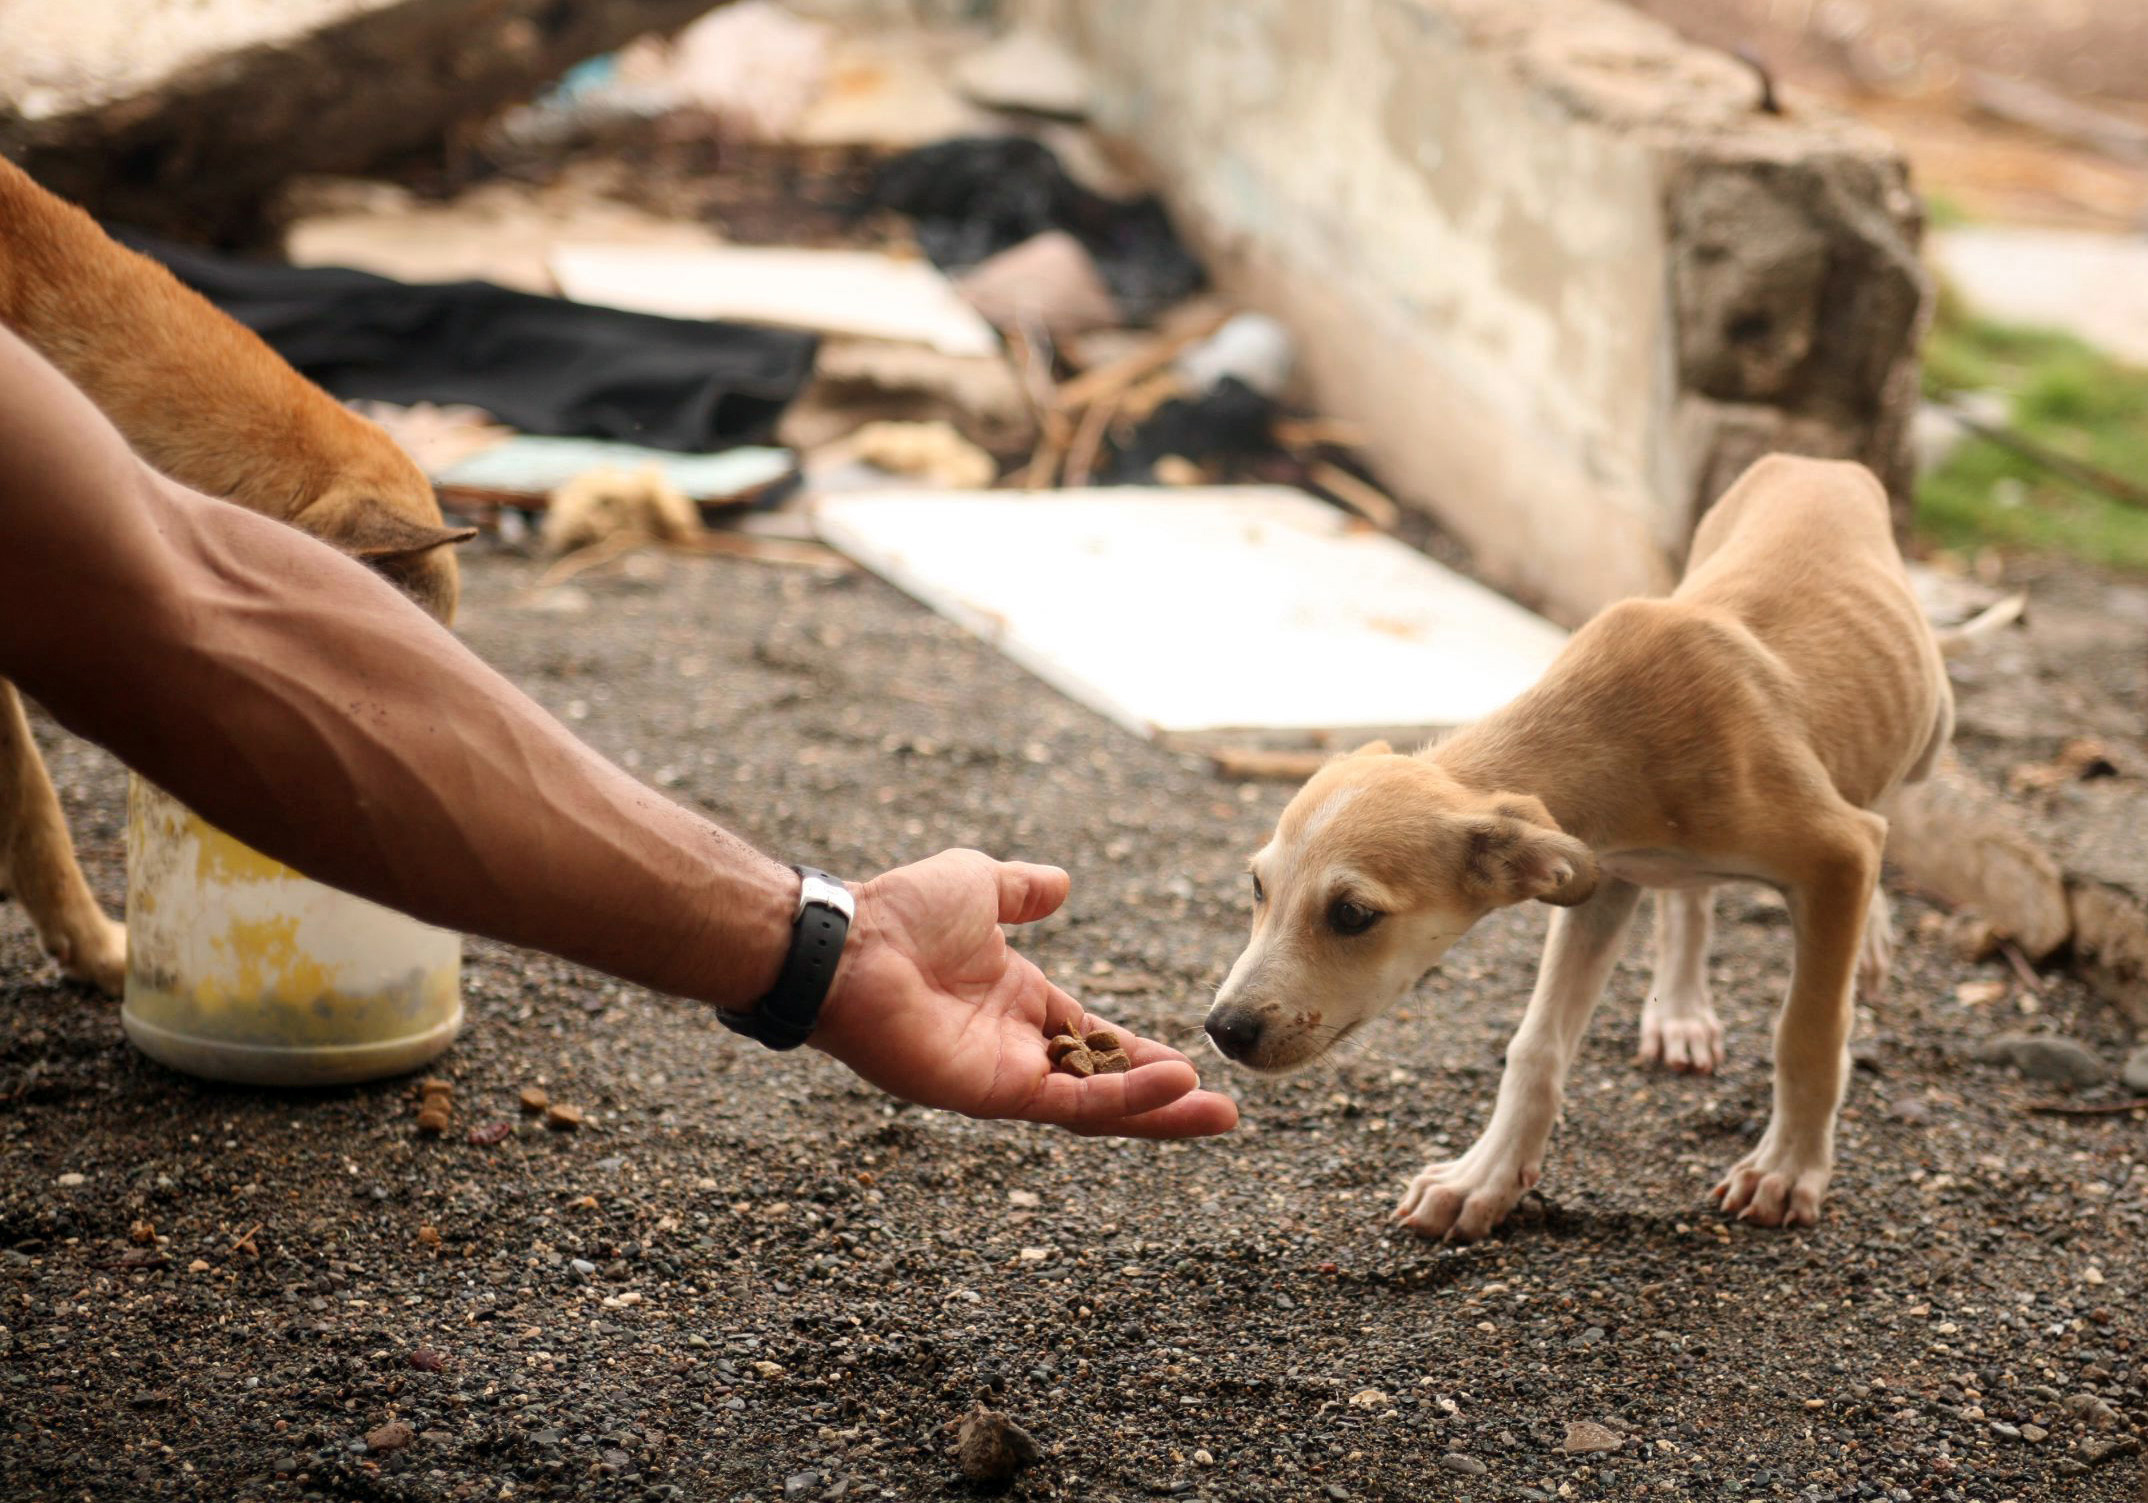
[1205,742,1596,1072]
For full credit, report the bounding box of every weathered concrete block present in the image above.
[1010,0,1927,624]
[0,0,729,243]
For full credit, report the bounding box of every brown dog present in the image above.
[0,157,473,994]
[1206,455,1951,1237]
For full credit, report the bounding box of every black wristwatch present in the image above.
[718,867,855,1050]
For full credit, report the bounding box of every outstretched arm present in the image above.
[0,325,1234,1138]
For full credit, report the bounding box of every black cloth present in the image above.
[863,136,1205,323]
[113,229,820,453]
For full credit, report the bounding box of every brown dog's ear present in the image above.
[306,499,477,563]
[342,512,480,563]
[1460,804,1599,909]
[1349,739,1393,757]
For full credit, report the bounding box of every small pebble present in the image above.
[1439,1454,1489,1475]
[1563,1421,1622,1454]
[954,1404,1040,1483]
[365,1420,415,1453]
[55,1173,84,1188]
[783,1470,822,1498]
[409,1348,446,1373]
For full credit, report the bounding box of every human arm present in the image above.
[0,325,1234,1136]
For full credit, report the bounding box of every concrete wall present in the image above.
[1013,0,1929,624]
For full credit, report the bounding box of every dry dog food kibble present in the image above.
[545,1103,584,1131]
[1047,1026,1131,1077]
[415,1078,455,1135]
[518,1086,549,1115]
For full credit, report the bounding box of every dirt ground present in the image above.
[3,544,2145,1502]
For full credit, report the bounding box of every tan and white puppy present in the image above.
[0,158,473,995]
[1207,454,1951,1238]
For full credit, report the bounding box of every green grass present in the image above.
[1916,288,2148,572]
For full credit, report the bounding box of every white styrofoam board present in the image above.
[811,486,1569,739]
[549,244,1001,358]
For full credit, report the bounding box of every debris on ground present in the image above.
[363,1420,414,1455]
[956,230,1121,343]
[122,230,820,452]
[810,420,997,491]
[952,1404,1042,1483]
[519,1086,550,1114]
[544,1102,585,1132]
[550,243,1000,357]
[542,467,704,558]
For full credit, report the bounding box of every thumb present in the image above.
[995,861,1071,926]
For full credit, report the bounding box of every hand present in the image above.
[811,849,1238,1138]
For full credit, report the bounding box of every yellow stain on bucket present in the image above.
[122,777,463,1085]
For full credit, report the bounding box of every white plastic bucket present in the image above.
[121,777,462,1086]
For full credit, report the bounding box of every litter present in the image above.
[1174,311,1296,400]
[779,338,1036,454]
[957,230,1121,342]
[813,487,1568,740]
[431,436,795,508]
[120,230,819,452]
[661,1,833,142]
[864,135,1205,322]
[1104,377,1278,485]
[542,467,703,558]
[280,174,730,296]
[811,421,998,490]
[549,243,1000,358]
[951,29,1094,120]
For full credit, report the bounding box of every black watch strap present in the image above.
[718,868,853,1051]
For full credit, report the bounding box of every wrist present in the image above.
[715,866,857,1050]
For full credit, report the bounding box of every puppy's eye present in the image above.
[1251,874,1265,904]
[1328,899,1381,936]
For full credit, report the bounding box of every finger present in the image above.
[1013,1058,1199,1127]
[995,861,1071,926]
[1065,1088,1240,1140]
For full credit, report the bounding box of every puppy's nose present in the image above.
[1205,1009,1265,1062]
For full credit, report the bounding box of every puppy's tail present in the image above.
[1935,592,2026,659]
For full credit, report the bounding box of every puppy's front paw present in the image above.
[1712,1133,1831,1227]
[1392,1144,1537,1242]
[1637,999,1723,1074]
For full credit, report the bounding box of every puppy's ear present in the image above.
[1349,739,1393,757]
[1460,802,1599,908]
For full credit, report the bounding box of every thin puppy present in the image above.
[1206,455,1950,1237]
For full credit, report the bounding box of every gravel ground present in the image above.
[3,544,2144,1502]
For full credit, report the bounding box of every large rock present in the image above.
[999,0,1927,624]
[0,0,731,243]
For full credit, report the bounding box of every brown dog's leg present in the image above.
[1713,807,1886,1227]
[0,680,126,994]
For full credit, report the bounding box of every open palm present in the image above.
[811,850,1237,1138]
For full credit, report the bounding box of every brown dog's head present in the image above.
[290,438,475,624]
[1204,742,1597,1072]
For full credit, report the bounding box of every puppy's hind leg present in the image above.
[0,681,126,995]
[1396,878,1643,1242]
[1857,884,1893,999]
[1638,887,1723,1074]
[1714,807,1885,1228]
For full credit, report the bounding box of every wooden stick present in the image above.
[1053,303,1232,413]
[1306,460,1400,530]
[2023,1097,2148,1117]
[1063,388,1124,489]
[1211,747,1330,781]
